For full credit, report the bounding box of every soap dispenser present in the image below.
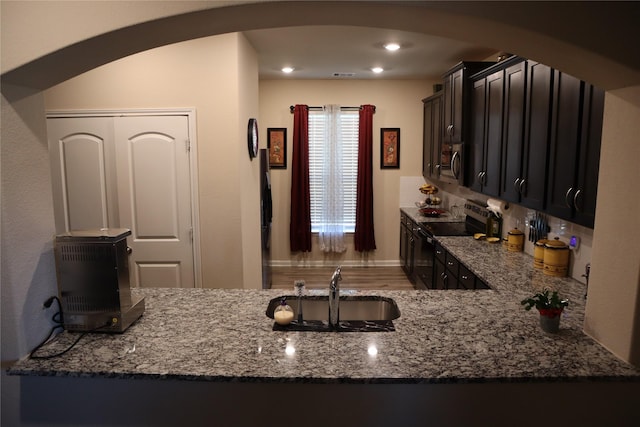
[274,297,294,326]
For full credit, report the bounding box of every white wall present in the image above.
[259,79,437,266]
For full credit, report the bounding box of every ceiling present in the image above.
[243,26,499,80]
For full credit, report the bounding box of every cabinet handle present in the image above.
[446,124,453,136]
[436,250,442,255]
[447,261,454,266]
[573,189,583,211]
[513,178,521,192]
[519,178,526,194]
[435,164,441,170]
[482,171,487,185]
[451,151,460,179]
[565,187,574,208]
[477,171,484,184]
[462,275,469,280]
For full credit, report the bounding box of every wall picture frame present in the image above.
[380,128,400,169]
[267,127,287,169]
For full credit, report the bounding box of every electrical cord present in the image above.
[29,296,114,360]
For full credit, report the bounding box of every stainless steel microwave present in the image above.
[439,143,464,184]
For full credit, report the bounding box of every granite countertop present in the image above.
[8,239,640,384]
[401,206,465,224]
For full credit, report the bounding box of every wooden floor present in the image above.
[270,266,415,291]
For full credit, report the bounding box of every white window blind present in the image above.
[309,110,359,233]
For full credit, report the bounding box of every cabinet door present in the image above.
[500,61,526,203]
[422,99,434,179]
[573,85,604,228]
[546,72,583,221]
[434,259,447,289]
[521,62,552,210]
[431,94,443,178]
[482,70,504,197]
[468,78,486,192]
[450,69,465,143]
[422,93,443,180]
[443,69,464,144]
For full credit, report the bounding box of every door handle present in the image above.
[451,151,460,179]
[573,189,583,211]
[519,178,526,194]
[565,187,574,208]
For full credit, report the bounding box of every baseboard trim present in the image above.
[270,260,402,268]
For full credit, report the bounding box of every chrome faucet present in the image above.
[328,266,342,330]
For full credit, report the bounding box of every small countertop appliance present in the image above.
[54,228,144,333]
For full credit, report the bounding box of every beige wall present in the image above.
[44,33,262,290]
[585,86,640,366]
[259,79,437,266]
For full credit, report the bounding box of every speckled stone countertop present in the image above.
[8,241,640,384]
[401,206,465,224]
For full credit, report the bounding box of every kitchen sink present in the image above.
[265,295,400,332]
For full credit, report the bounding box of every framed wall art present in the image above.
[267,127,287,169]
[380,128,400,169]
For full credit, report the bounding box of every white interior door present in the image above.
[48,113,197,288]
[47,117,118,232]
[114,115,194,288]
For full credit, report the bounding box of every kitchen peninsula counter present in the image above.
[9,254,639,384]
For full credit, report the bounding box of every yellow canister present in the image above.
[506,228,524,252]
[533,239,547,269]
[543,237,570,277]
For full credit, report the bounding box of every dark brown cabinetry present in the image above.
[439,62,494,184]
[468,69,504,196]
[433,241,489,290]
[422,92,443,180]
[546,73,604,228]
[516,61,552,210]
[465,56,603,228]
[399,212,414,278]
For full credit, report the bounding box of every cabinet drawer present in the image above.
[434,242,446,263]
[458,264,476,289]
[445,253,460,277]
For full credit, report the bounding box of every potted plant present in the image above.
[521,289,569,333]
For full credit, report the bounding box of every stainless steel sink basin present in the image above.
[266,295,400,332]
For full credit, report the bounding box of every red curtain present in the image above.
[354,104,376,251]
[290,105,312,252]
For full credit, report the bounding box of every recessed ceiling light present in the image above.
[384,43,401,52]
[371,67,384,74]
[281,67,294,74]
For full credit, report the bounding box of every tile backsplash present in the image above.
[400,176,592,284]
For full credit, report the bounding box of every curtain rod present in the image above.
[289,105,375,113]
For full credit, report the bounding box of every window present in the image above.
[308,109,359,233]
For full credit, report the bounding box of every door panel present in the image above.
[47,117,117,232]
[115,115,193,288]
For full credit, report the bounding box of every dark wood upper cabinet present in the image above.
[546,72,604,228]
[520,61,553,210]
[468,66,507,197]
[442,62,495,146]
[443,68,464,144]
[465,56,603,228]
[422,92,443,180]
[500,60,527,203]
